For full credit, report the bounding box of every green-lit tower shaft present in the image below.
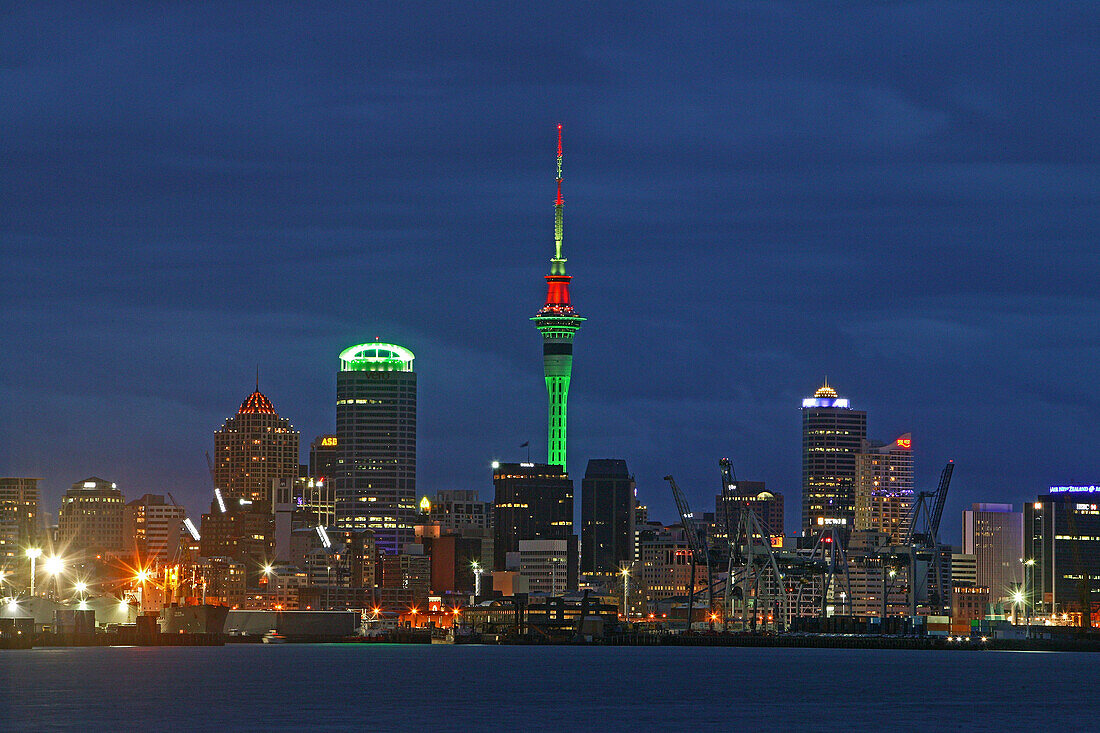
[532,124,584,469]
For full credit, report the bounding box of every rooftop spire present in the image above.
[551,123,566,275]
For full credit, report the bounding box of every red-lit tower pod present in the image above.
[532,124,585,469]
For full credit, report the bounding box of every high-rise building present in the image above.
[531,124,584,470]
[492,462,574,571]
[1025,488,1100,621]
[581,459,637,575]
[333,342,417,555]
[962,503,1023,604]
[309,434,340,482]
[213,387,300,504]
[58,477,126,556]
[0,478,41,572]
[801,380,866,540]
[855,434,914,542]
[123,494,187,565]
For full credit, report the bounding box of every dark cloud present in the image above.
[2,2,1099,542]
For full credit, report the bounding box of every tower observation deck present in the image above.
[532,124,584,470]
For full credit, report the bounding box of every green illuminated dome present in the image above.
[340,342,415,372]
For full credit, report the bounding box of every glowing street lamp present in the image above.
[620,566,631,618]
[471,561,483,598]
[25,548,42,597]
[1022,558,1036,635]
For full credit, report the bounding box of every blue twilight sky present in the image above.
[1,3,1099,542]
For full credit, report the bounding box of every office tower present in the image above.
[1025,488,1100,620]
[581,459,637,575]
[531,124,584,469]
[715,480,785,543]
[962,503,1023,604]
[429,490,491,532]
[333,342,417,555]
[309,434,340,481]
[492,462,573,571]
[213,386,300,504]
[801,380,866,539]
[518,539,578,594]
[58,477,126,556]
[123,494,187,565]
[855,434,914,542]
[0,478,40,572]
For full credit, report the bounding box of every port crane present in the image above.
[894,460,955,616]
[719,457,786,631]
[663,475,713,630]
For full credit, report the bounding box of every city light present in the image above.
[43,556,65,576]
[262,564,274,575]
[25,548,42,559]
[135,570,150,583]
[183,517,201,541]
[74,581,88,594]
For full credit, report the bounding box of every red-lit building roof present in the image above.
[238,390,276,414]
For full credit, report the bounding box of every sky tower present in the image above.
[532,123,584,469]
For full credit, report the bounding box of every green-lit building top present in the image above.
[339,343,415,372]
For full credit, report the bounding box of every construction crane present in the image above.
[663,475,711,631]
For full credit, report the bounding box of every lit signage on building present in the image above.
[1050,486,1100,494]
[320,436,338,447]
[896,438,912,449]
[801,398,851,409]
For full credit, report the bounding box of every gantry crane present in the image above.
[719,457,787,631]
[899,460,955,615]
[664,475,712,631]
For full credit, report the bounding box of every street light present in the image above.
[1023,558,1036,635]
[25,548,42,597]
[619,566,630,619]
[471,561,483,598]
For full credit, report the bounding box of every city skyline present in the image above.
[3,4,1100,542]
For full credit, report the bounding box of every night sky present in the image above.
[2,4,1099,542]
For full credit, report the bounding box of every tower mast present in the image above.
[532,124,585,470]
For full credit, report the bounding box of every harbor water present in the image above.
[2,644,1093,731]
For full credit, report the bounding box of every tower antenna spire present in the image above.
[552,123,566,274]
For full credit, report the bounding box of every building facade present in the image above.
[58,477,126,556]
[213,388,300,504]
[801,381,866,540]
[962,503,1023,604]
[123,494,187,565]
[518,539,578,595]
[309,434,340,482]
[333,343,417,555]
[855,434,914,542]
[492,462,574,571]
[580,459,636,575]
[1025,488,1100,621]
[0,478,40,574]
[429,490,491,532]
